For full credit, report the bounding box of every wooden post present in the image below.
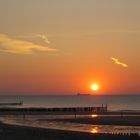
[106,104,107,112]
[121,112,123,118]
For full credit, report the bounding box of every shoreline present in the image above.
[0,122,139,140]
[52,116,140,126]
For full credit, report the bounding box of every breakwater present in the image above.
[0,106,107,115]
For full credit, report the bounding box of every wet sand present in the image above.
[0,122,137,140]
[0,115,140,140]
[53,116,140,126]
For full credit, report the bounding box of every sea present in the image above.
[0,95,140,135]
[0,95,139,111]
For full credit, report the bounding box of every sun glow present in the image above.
[91,84,99,91]
[91,128,98,133]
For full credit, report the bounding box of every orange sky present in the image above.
[0,0,140,95]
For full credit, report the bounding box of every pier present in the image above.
[0,105,107,115]
[0,104,140,116]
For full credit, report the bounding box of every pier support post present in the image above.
[74,112,77,119]
[106,104,108,112]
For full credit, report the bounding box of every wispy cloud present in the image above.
[111,57,128,68]
[36,34,50,44]
[16,34,50,44]
[0,34,56,54]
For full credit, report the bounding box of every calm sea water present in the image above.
[0,95,140,111]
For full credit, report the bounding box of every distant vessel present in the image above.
[77,93,91,96]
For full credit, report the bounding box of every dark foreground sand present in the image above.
[0,122,139,140]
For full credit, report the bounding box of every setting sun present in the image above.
[91,84,99,91]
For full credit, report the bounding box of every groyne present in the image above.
[0,105,107,115]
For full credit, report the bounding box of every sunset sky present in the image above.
[0,0,140,95]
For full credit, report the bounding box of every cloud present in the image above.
[111,57,128,68]
[36,34,50,44]
[0,34,56,54]
[16,34,50,44]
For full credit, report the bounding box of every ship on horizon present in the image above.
[77,93,91,96]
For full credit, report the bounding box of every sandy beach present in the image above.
[0,108,140,139]
[0,122,139,140]
[0,115,140,140]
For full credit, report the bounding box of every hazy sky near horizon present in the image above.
[0,0,140,95]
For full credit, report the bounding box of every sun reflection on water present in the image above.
[91,127,98,133]
[91,114,98,118]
